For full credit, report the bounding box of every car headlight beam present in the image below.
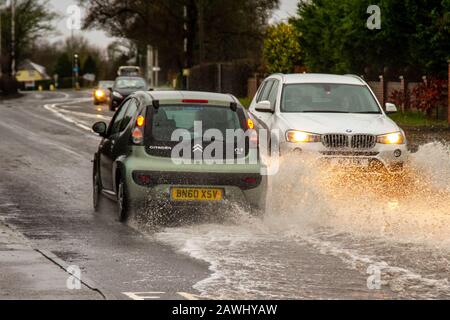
[95,89,105,98]
[377,132,405,144]
[286,130,321,143]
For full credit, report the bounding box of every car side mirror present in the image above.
[385,103,398,114]
[92,122,107,137]
[255,100,273,113]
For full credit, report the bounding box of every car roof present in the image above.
[274,73,365,86]
[115,76,145,81]
[144,90,237,105]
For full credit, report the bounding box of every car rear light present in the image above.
[132,128,144,144]
[136,115,145,127]
[249,129,258,148]
[132,114,145,145]
[247,118,254,130]
[133,173,152,186]
[239,176,261,190]
[182,99,209,104]
[242,177,258,184]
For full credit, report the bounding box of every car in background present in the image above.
[109,76,148,111]
[93,81,114,105]
[92,91,266,221]
[249,73,407,172]
[117,66,141,77]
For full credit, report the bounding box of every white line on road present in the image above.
[44,104,94,132]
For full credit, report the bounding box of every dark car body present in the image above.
[109,76,148,111]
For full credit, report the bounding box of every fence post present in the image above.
[399,75,406,112]
[217,63,222,93]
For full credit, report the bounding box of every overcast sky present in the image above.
[49,0,299,49]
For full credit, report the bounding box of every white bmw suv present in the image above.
[249,74,407,172]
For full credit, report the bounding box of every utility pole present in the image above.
[0,6,3,78]
[183,5,189,90]
[154,48,159,88]
[147,45,154,88]
[10,0,15,77]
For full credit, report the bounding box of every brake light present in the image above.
[242,177,258,184]
[136,115,145,127]
[182,99,209,104]
[132,114,145,145]
[132,128,144,144]
[136,174,152,185]
[239,176,261,190]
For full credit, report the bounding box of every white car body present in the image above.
[249,74,408,172]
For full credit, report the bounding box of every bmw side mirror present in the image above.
[92,122,107,137]
[385,103,398,114]
[255,100,273,113]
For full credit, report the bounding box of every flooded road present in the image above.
[1,91,449,299]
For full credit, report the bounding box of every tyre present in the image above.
[117,179,130,222]
[93,166,102,212]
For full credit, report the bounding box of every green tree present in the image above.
[263,22,302,74]
[292,0,450,77]
[83,55,97,75]
[1,0,57,75]
[54,53,72,78]
[79,0,279,77]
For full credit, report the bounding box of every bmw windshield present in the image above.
[281,83,382,114]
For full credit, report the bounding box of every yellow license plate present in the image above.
[171,188,224,201]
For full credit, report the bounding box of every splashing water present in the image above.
[151,142,450,299]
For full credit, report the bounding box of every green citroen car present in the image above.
[92,91,267,221]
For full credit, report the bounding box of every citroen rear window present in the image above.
[150,105,244,142]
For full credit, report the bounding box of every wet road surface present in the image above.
[0,90,449,299]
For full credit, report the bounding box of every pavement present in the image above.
[0,220,101,299]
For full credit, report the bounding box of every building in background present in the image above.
[15,59,50,89]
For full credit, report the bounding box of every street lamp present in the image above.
[73,53,79,89]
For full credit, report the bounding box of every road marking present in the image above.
[44,104,93,132]
[177,292,203,300]
[122,292,165,300]
[122,291,205,300]
[57,107,112,121]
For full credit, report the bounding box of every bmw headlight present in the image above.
[112,91,123,99]
[286,130,321,143]
[377,132,405,144]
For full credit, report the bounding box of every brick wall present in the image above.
[367,80,384,105]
